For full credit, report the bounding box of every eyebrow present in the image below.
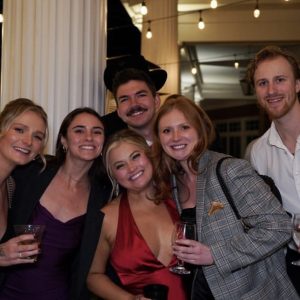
[71,125,104,130]
[112,150,140,165]
[117,89,149,100]
[12,122,46,136]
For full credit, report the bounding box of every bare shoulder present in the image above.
[100,196,121,243]
[101,196,120,216]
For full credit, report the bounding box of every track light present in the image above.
[146,21,152,39]
[198,11,205,30]
[140,1,148,16]
[253,0,260,18]
[210,0,218,9]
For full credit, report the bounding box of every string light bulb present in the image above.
[253,0,260,18]
[191,66,197,75]
[198,11,205,30]
[210,0,218,9]
[146,21,152,39]
[140,1,148,16]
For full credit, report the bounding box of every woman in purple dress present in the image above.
[0,107,111,300]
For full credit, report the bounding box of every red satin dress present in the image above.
[110,193,187,300]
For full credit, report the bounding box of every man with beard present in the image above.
[102,55,167,145]
[247,45,300,295]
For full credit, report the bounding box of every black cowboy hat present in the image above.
[104,54,167,92]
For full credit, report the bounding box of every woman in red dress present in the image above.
[87,129,187,300]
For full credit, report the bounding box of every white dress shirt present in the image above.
[250,122,300,215]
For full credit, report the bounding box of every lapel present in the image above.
[195,151,210,238]
[13,164,59,224]
[71,181,111,299]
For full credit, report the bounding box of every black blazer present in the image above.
[3,160,111,300]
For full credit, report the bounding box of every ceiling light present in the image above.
[234,55,239,69]
[210,0,218,9]
[198,11,205,30]
[253,0,260,18]
[191,67,197,75]
[146,21,152,39]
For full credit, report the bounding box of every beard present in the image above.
[263,95,298,120]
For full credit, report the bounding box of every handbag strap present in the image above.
[216,157,242,220]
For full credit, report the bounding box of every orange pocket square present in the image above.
[208,201,225,216]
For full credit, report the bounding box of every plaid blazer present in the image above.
[173,150,299,300]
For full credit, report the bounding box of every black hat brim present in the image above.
[104,55,167,92]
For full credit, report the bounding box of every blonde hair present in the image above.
[103,129,162,203]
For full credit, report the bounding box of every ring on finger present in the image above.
[0,246,5,257]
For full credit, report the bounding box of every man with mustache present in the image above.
[247,45,300,295]
[102,55,167,145]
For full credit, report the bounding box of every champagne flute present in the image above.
[169,221,196,275]
[291,213,300,266]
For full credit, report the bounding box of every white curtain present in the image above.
[0,0,107,153]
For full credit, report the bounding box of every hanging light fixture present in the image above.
[146,21,152,39]
[191,66,197,75]
[140,1,148,16]
[253,0,260,18]
[234,55,239,69]
[198,11,205,30]
[210,0,218,9]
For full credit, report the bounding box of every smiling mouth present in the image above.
[80,145,95,150]
[171,144,186,150]
[127,107,147,117]
[130,170,143,181]
[14,146,30,154]
[266,94,283,103]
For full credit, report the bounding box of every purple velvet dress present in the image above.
[0,202,85,300]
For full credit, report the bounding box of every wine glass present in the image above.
[169,221,196,275]
[291,213,300,266]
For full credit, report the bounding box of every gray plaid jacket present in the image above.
[173,150,299,300]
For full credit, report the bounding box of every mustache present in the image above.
[126,105,147,116]
[265,93,283,100]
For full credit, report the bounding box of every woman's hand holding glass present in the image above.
[170,221,214,272]
[0,235,40,266]
[172,238,214,266]
[170,221,196,274]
